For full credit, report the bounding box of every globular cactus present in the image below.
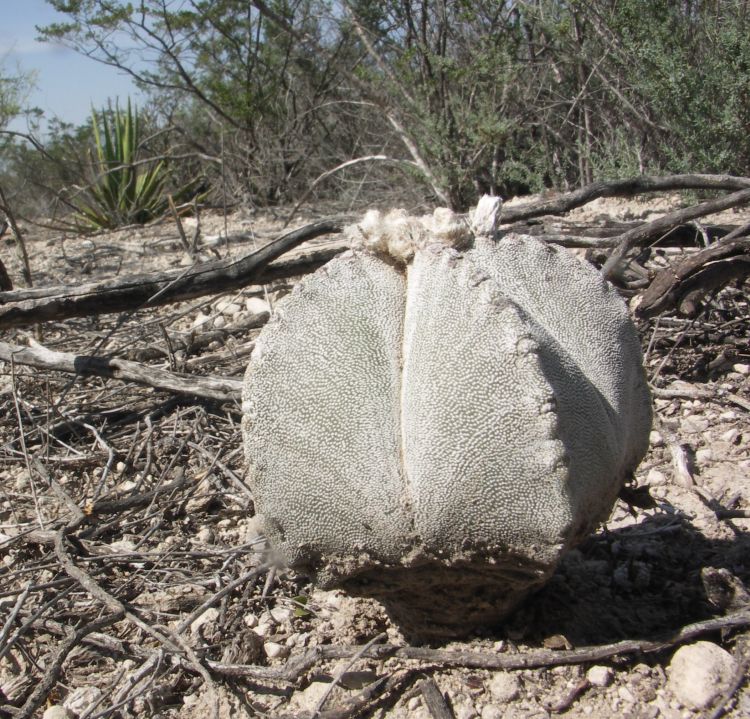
[242,198,651,638]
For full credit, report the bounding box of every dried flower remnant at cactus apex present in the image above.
[242,197,652,638]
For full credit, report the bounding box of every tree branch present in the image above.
[0,220,350,329]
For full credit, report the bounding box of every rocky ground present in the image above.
[0,195,748,719]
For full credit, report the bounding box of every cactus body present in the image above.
[242,204,651,637]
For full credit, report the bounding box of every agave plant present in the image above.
[77,99,168,229]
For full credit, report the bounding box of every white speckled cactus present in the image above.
[242,197,651,637]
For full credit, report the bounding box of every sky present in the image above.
[2,0,144,134]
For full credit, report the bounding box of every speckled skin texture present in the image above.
[242,227,651,638]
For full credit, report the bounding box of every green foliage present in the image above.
[77,100,168,229]
[17,0,750,214]
[0,59,36,129]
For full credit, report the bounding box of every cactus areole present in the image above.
[242,198,652,638]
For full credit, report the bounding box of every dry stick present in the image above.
[0,583,32,657]
[313,632,388,718]
[0,182,33,287]
[636,238,750,317]
[53,528,221,719]
[500,173,750,224]
[720,219,750,242]
[168,194,194,260]
[0,218,350,329]
[418,677,455,719]
[601,187,750,279]
[651,387,750,414]
[707,637,750,719]
[207,609,750,684]
[14,612,125,719]
[0,339,243,403]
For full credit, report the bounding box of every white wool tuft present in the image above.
[347,205,473,262]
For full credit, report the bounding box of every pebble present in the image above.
[190,607,219,634]
[587,665,613,687]
[215,300,242,316]
[667,641,738,710]
[649,430,664,448]
[243,612,259,628]
[646,468,667,486]
[42,708,72,719]
[407,696,422,711]
[195,526,214,545]
[695,448,713,463]
[455,706,478,719]
[721,428,740,444]
[264,641,290,659]
[682,416,709,433]
[480,706,503,719]
[732,362,750,375]
[719,410,739,421]
[270,606,294,624]
[618,686,635,703]
[487,671,520,702]
[246,297,271,315]
[212,315,227,329]
[191,312,211,330]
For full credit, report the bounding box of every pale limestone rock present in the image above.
[667,641,738,710]
[587,665,614,687]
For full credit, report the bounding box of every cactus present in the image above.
[241,198,651,638]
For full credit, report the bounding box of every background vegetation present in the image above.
[2,0,750,225]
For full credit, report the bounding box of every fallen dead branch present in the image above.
[0,219,349,330]
[202,608,750,684]
[636,238,750,317]
[0,339,243,403]
[500,173,750,223]
[601,188,750,279]
[12,612,125,719]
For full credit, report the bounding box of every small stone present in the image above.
[720,428,740,444]
[246,297,271,315]
[695,448,713,463]
[216,300,242,316]
[192,312,211,330]
[270,606,294,624]
[456,708,478,719]
[480,706,503,719]
[682,416,709,433]
[252,622,272,636]
[719,410,739,421]
[646,468,666,486]
[649,431,664,448]
[667,641,738,710]
[618,686,635,703]
[243,613,259,628]
[195,526,214,545]
[42,708,72,719]
[190,607,220,634]
[116,461,127,473]
[264,641,290,659]
[488,672,520,702]
[213,315,227,329]
[408,696,422,710]
[587,665,613,687]
[732,363,750,375]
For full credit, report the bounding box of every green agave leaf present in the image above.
[79,98,173,230]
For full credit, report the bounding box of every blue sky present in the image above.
[2,0,143,133]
